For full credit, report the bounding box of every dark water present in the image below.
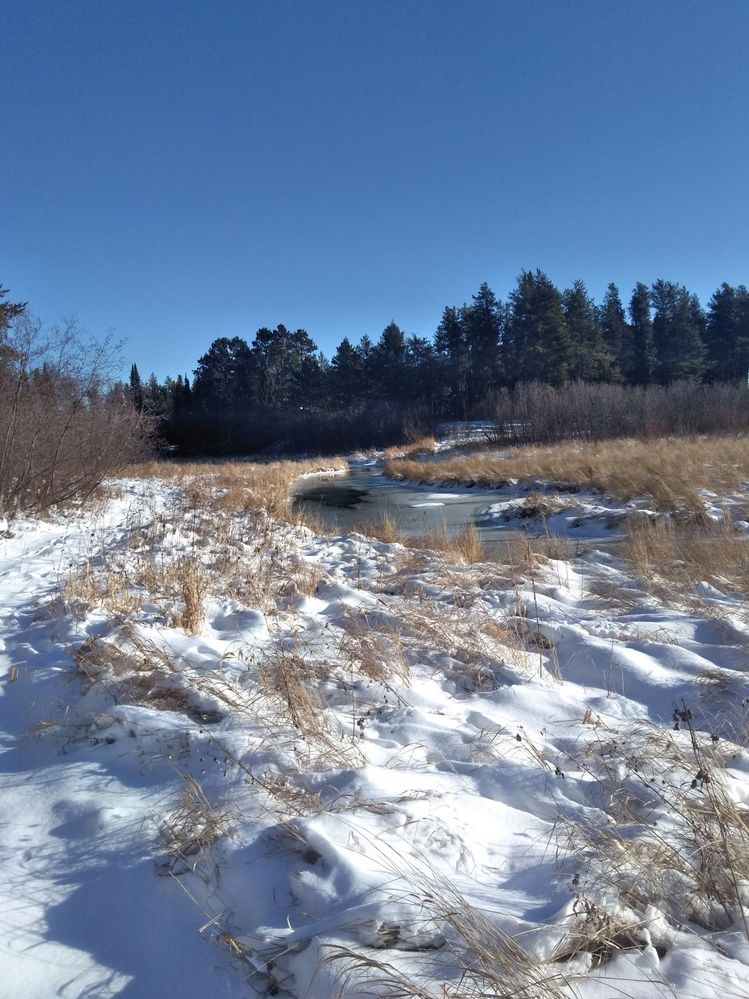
[292,463,563,554]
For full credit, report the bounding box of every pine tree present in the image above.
[128,363,144,410]
[504,270,570,385]
[627,283,656,384]
[370,322,407,400]
[705,283,749,382]
[356,335,375,401]
[463,283,502,407]
[192,336,254,452]
[600,283,628,380]
[651,280,704,382]
[405,334,439,414]
[434,305,468,418]
[329,337,362,409]
[251,325,318,411]
[563,279,613,381]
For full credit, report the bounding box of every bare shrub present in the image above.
[488,380,749,446]
[0,314,152,514]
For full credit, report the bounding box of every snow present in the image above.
[1,474,749,996]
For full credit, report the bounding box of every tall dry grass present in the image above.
[385,435,749,513]
[624,513,749,603]
[131,456,347,520]
[557,715,749,950]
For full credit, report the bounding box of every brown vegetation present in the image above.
[0,315,151,514]
[131,456,347,521]
[385,434,749,513]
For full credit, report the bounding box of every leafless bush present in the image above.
[487,380,749,446]
[0,314,152,514]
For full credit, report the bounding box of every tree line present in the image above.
[129,270,749,454]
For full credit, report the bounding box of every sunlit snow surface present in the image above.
[1,476,749,997]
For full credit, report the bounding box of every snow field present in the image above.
[2,474,749,997]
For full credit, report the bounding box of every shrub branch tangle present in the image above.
[0,292,150,514]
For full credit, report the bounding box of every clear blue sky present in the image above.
[2,0,748,379]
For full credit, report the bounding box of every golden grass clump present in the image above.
[258,646,332,739]
[350,512,399,544]
[385,434,749,514]
[624,512,749,599]
[130,456,347,521]
[338,611,410,686]
[62,560,142,619]
[161,775,233,871]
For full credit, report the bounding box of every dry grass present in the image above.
[558,716,749,943]
[131,456,347,521]
[74,629,194,715]
[74,627,243,723]
[258,645,337,745]
[549,895,649,970]
[349,516,490,564]
[397,598,517,689]
[338,611,410,686]
[382,435,437,459]
[320,873,570,999]
[62,560,142,619]
[624,513,749,600]
[171,557,209,633]
[161,775,233,872]
[351,512,399,544]
[385,434,749,514]
[404,524,487,565]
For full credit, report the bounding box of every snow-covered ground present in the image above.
[2,475,749,997]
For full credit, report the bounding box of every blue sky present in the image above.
[2,0,748,379]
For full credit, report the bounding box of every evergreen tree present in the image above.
[0,284,26,337]
[600,283,628,380]
[434,305,468,418]
[463,282,502,406]
[563,279,613,381]
[370,322,407,400]
[651,280,704,382]
[329,337,363,409]
[296,351,328,410]
[504,270,570,385]
[192,336,254,452]
[705,283,749,382]
[142,372,170,415]
[405,334,439,414]
[627,283,656,384]
[128,363,144,410]
[356,334,375,401]
[251,325,318,411]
